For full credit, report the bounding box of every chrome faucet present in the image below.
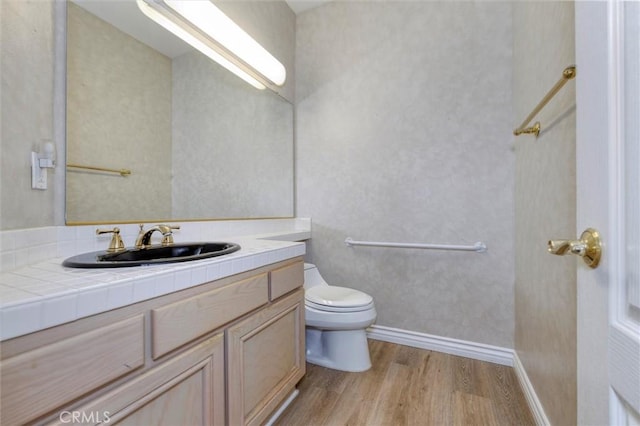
[135,224,180,248]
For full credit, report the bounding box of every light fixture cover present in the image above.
[137,0,286,89]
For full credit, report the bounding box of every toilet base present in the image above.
[305,328,372,372]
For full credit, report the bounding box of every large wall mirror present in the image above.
[65,0,294,224]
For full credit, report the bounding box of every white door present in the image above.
[576,1,640,424]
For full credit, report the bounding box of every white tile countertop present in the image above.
[0,219,310,341]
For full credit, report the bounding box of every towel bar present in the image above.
[344,238,487,253]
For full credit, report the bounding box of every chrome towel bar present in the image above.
[344,237,487,253]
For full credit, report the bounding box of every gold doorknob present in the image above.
[548,228,602,269]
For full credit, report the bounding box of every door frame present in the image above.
[575,1,611,424]
[576,0,640,424]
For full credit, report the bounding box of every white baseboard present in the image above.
[512,352,550,426]
[366,324,515,366]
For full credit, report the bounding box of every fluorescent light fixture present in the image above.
[136,0,286,90]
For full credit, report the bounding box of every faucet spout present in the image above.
[135,224,180,248]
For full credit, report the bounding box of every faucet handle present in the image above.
[159,224,180,246]
[96,227,126,253]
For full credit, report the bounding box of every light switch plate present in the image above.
[31,152,47,190]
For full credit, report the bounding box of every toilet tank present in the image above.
[303,263,328,289]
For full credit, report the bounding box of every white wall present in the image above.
[296,2,515,347]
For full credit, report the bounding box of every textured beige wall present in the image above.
[1,0,57,230]
[171,51,294,219]
[296,2,515,347]
[66,3,172,223]
[513,2,577,425]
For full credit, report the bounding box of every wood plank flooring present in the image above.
[274,340,535,426]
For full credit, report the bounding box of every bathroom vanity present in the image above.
[0,257,305,425]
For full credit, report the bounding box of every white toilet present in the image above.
[303,263,377,372]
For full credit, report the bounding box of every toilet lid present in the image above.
[305,286,373,308]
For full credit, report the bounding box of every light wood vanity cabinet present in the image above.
[0,258,305,426]
[227,289,305,426]
[65,334,226,426]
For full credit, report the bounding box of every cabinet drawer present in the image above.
[0,315,144,425]
[152,273,269,358]
[270,261,303,300]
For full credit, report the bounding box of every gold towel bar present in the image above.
[514,65,576,137]
[67,163,131,176]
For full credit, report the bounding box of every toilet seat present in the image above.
[305,299,375,313]
[305,286,374,312]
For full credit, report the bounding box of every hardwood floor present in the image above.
[274,340,535,426]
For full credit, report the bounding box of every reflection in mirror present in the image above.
[65,1,294,224]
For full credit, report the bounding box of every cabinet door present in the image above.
[227,289,305,426]
[52,334,225,426]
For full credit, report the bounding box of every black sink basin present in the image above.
[62,242,241,268]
